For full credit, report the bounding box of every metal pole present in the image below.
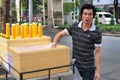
[43,0,45,26]
[20,0,21,24]
[20,73,23,80]
[5,70,8,80]
[29,0,33,23]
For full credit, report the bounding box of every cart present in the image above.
[0,36,74,80]
[0,56,75,80]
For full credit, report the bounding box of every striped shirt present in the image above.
[65,21,102,70]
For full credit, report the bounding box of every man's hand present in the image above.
[49,43,57,48]
[94,71,100,80]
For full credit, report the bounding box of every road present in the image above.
[43,29,120,80]
[0,29,120,80]
[101,36,120,80]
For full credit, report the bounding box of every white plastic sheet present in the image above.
[74,66,82,80]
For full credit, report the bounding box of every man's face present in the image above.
[81,9,93,24]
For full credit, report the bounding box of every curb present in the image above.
[102,33,120,37]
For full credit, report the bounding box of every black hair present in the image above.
[80,4,96,18]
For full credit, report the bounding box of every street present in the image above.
[43,29,120,80]
[0,29,120,80]
[101,36,120,80]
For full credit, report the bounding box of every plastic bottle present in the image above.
[6,23,10,38]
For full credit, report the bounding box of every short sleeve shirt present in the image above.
[65,21,102,70]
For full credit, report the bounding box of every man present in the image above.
[51,4,102,80]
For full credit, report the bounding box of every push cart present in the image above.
[0,56,75,80]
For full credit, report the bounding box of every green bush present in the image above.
[57,24,120,33]
[97,24,120,33]
[95,16,98,25]
[110,15,115,25]
[58,24,70,30]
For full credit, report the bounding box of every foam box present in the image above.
[0,35,51,61]
[7,44,70,79]
[0,36,51,47]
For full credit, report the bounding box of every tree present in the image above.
[33,0,42,15]
[1,0,10,33]
[75,0,80,7]
[47,0,53,28]
[113,0,118,24]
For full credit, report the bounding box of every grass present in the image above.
[97,24,120,33]
[58,23,120,34]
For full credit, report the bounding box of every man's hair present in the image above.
[80,4,96,18]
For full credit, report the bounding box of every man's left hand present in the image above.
[94,71,100,80]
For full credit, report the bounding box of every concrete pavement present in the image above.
[101,62,120,80]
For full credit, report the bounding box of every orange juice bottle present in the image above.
[16,23,20,37]
[29,24,33,38]
[6,23,10,38]
[21,24,24,38]
[12,24,16,39]
[32,23,37,37]
[24,23,28,38]
[38,23,43,37]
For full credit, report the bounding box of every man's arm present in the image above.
[51,30,67,47]
[95,47,101,73]
[94,47,101,80]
